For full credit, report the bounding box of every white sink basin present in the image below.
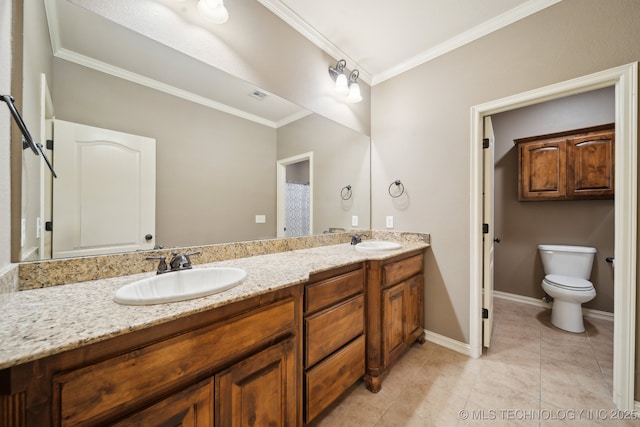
[113,267,247,305]
[355,241,402,252]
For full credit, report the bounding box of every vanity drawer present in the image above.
[384,254,423,286]
[305,335,365,423]
[305,294,364,367]
[305,268,364,314]
[53,298,295,426]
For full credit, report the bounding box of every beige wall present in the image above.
[277,114,371,234]
[491,87,615,312]
[53,59,278,247]
[371,0,640,343]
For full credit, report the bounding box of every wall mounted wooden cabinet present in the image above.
[515,124,614,201]
[365,250,425,393]
[303,263,365,423]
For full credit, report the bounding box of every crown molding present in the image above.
[55,48,281,128]
[254,0,372,85]
[256,0,561,86]
[372,0,563,85]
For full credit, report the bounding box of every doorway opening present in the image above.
[276,152,314,237]
[470,63,638,409]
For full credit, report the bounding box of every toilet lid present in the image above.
[545,274,593,290]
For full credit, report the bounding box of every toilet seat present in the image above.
[544,274,594,291]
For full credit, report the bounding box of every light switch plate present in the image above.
[352,216,358,227]
[255,215,266,223]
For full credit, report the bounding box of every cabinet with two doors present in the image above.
[364,249,426,393]
[515,124,615,201]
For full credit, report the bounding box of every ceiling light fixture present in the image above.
[328,59,362,103]
[197,0,229,24]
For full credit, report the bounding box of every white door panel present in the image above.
[483,116,495,348]
[52,120,155,258]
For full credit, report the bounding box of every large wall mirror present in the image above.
[16,0,370,261]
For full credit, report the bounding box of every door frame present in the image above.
[276,152,314,238]
[469,62,638,410]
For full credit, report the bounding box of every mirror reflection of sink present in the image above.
[355,241,402,252]
[113,267,247,305]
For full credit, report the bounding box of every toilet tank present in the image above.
[538,244,596,279]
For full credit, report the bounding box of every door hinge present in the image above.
[482,138,490,149]
[482,223,489,234]
[45,221,53,231]
[482,308,489,319]
[46,139,53,150]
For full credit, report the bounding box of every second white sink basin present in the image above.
[355,241,402,252]
[113,267,247,306]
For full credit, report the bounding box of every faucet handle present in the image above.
[183,251,201,268]
[146,256,168,274]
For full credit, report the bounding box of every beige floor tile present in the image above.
[473,359,541,400]
[312,299,615,426]
[541,374,616,412]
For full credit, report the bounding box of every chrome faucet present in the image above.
[350,233,369,245]
[169,251,201,271]
[146,251,201,274]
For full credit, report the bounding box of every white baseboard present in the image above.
[424,329,472,357]
[635,401,640,413]
[493,290,614,322]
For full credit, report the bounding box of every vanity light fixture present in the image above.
[197,0,229,24]
[328,59,362,103]
[347,70,362,103]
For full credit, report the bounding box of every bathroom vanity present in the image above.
[0,241,428,426]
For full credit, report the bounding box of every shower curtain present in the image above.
[285,182,310,237]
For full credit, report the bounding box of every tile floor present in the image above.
[310,297,640,426]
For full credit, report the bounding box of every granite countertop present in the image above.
[0,241,428,371]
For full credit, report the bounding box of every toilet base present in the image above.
[550,299,585,333]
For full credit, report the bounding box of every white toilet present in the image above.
[538,244,597,333]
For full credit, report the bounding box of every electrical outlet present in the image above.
[352,215,358,227]
[386,216,394,229]
[255,215,266,224]
[21,219,26,247]
[36,217,41,238]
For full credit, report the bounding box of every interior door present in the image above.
[483,115,496,348]
[52,120,156,258]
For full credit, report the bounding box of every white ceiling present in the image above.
[257,0,562,84]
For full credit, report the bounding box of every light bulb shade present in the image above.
[198,0,229,24]
[335,73,349,96]
[347,82,362,103]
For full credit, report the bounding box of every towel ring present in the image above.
[341,185,352,200]
[388,180,405,198]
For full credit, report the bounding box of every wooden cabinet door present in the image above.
[567,130,614,199]
[111,378,214,427]
[216,339,296,427]
[405,275,424,340]
[518,138,566,200]
[382,282,407,366]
